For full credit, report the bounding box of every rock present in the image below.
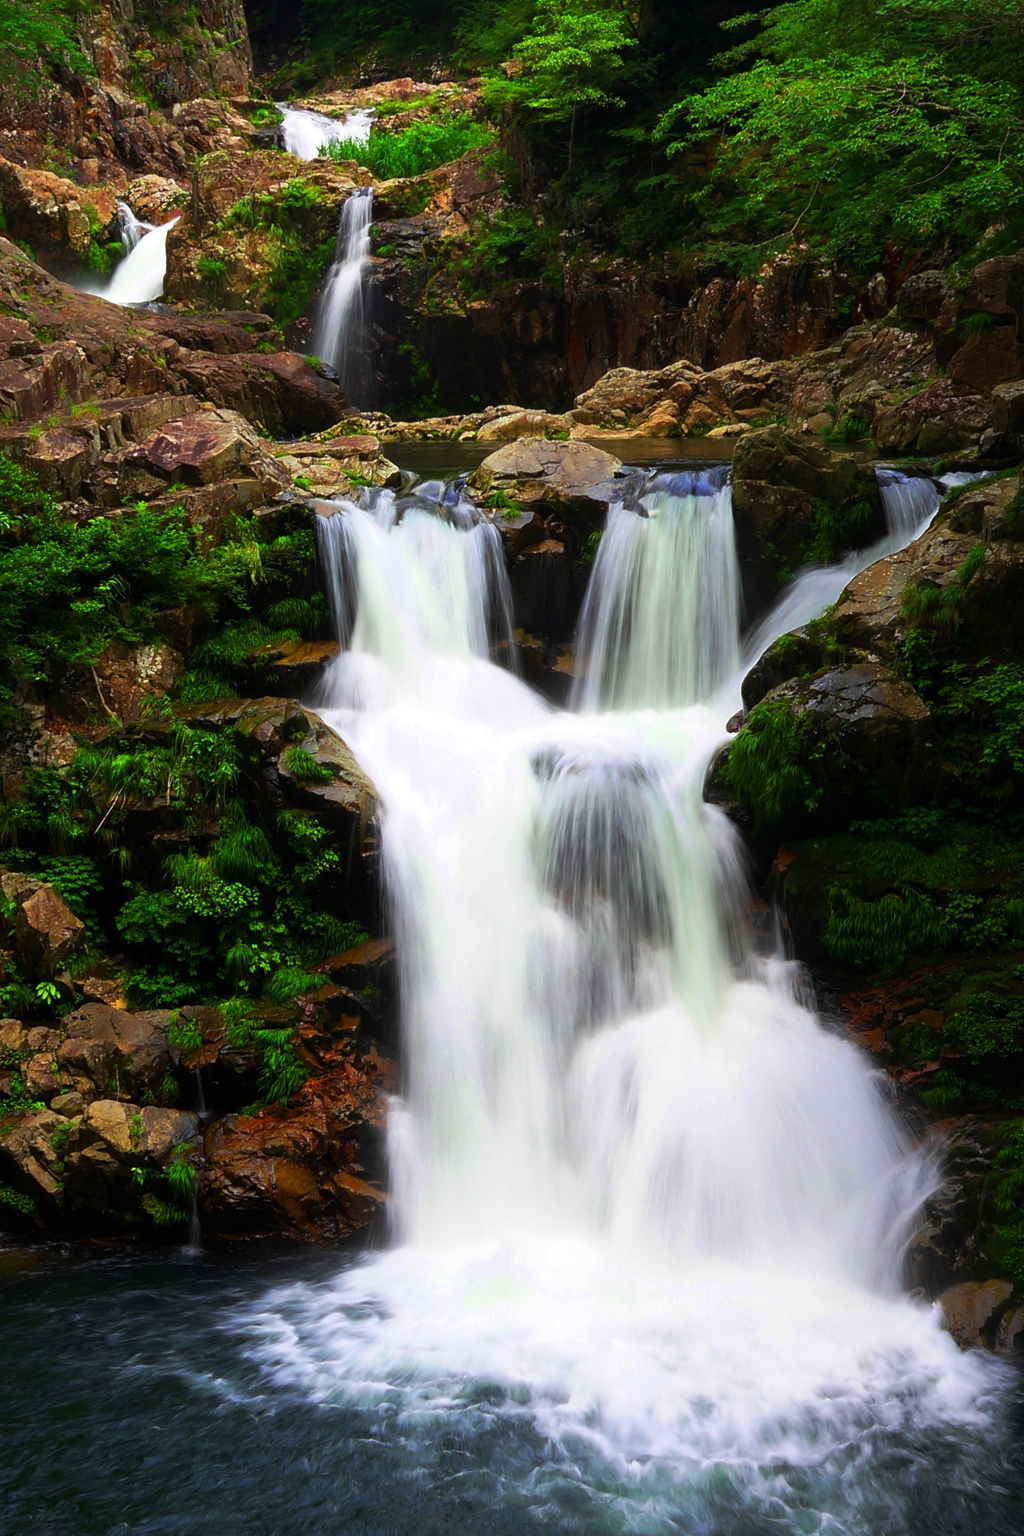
[114,408,290,532]
[248,638,340,694]
[995,1305,1024,1355]
[50,1091,85,1118]
[947,327,1024,393]
[273,711,379,833]
[939,1279,1014,1349]
[171,351,350,436]
[476,409,572,442]
[0,871,87,981]
[0,159,118,260]
[200,1057,389,1241]
[731,426,883,611]
[57,1003,173,1105]
[873,378,994,455]
[832,479,1024,661]
[0,1108,65,1219]
[123,174,189,223]
[963,255,1024,326]
[510,539,577,642]
[88,640,183,726]
[471,438,622,536]
[895,270,952,322]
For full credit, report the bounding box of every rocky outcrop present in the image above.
[731,426,883,611]
[471,437,621,534]
[1,873,87,981]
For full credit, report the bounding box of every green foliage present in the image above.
[724,699,822,831]
[487,0,637,122]
[946,991,1024,1063]
[825,882,957,966]
[803,498,876,564]
[823,415,870,445]
[226,1014,309,1108]
[282,746,336,784]
[660,0,1024,270]
[0,0,91,98]
[325,112,491,179]
[0,1182,35,1217]
[196,256,227,282]
[166,1013,203,1052]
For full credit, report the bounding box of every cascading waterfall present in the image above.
[572,467,740,712]
[313,188,374,406]
[241,466,1008,1529]
[741,466,986,669]
[115,200,152,254]
[278,103,374,160]
[103,211,179,305]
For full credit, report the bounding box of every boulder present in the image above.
[0,871,87,981]
[873,378,994,455]
[895,269,952,322]
[471,438,622,535]
[731,426,883,611]
[200,1061,388,1241]
[939,1279,1014,1349]
[88,640,183,725]
[477,409,572,442]
[0,1109,65,1220]
[170,351,351,437]
[57,1003,173,1104]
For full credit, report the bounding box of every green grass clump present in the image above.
[324,112,490,180]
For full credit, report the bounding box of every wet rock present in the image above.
[275,433,401,495]
[0,871,87,981]
[200,1061,389,1242]
[939,1279,1014,1349]
[472,438,622,536]
[731,426,883,610]
[510,539,577,642]
[247,638,340,695]
[57,1003,174,1105]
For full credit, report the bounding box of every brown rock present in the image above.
[939,1279,1014,1349]
[0,871,86,981]
[57,1003,173,1104]
[947,327,1024,392]
[471,438,622,534]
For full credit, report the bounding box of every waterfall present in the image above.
[313,188,374,406]
[238,464,999,1520]
[278,104,375,160]
[104,213,179,306]
[115,200,152,254]
[741,467,986,671]
[572,468,740,712]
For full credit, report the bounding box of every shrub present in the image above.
[323,111,490,179]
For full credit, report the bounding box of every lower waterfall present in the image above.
[240,471,1010,1531]
[103,211,178,305]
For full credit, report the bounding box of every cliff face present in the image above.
[0,0,252,187]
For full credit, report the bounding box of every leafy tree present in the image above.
[0,0,91,97]
[660,0,1024,269]
[485,0,638,179]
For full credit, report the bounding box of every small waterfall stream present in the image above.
[278,104,374,159]
[313,188,375,405]
[241,463,1006,1525]
[103,209,179,305]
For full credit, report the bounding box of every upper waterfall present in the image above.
[278,104,374,159]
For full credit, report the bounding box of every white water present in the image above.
[115,199,152,254]
[240,470,1008,1525]
[103,213,179,305]
[741,468,984,671]
[278,103,374,160]
[313,187,374,405]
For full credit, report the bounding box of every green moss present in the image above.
[724,698,834,832]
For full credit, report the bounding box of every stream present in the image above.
[3,453,1023,1536]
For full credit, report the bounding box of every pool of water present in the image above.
[3,1240,1023,1536]
[386,436,734,480]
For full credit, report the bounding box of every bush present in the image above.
[324,111,490,179]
